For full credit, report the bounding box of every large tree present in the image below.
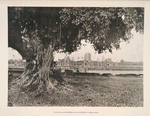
[8,7,144,95]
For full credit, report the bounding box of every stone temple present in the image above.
[56,53,143,72]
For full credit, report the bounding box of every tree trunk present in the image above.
[13,45,73,96]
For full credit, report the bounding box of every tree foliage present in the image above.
[9,7,144,55]
[60,7,144,53]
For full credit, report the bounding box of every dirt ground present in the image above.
[8,75,143,107]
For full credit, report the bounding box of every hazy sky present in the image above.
[8,30,143,62]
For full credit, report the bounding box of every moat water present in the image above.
[87,70,143,75]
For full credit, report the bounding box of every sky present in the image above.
[8,30,143,62]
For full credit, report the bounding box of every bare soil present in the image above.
[8,75,143,107]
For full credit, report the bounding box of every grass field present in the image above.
[8,75,143,107]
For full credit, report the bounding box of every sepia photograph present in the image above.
[8,6,144,107]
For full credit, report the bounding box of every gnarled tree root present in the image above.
[11,70,74,97]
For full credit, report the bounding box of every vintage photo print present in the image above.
[8,6,144,107]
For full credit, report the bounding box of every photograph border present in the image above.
[0,0,150,116]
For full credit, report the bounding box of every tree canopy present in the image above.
[8,7,144,57]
